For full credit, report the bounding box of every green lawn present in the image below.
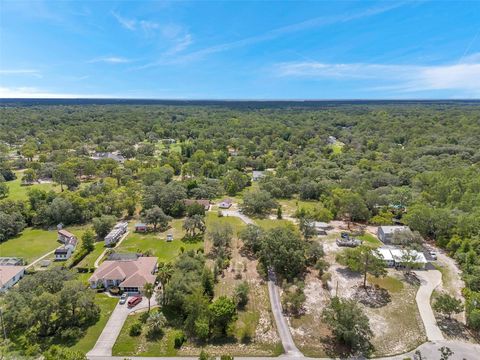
[277,199,320,217]
[70,293,118,353]
[368,274,404,292]
[358,233,383,247]
[206,212,246,235]
[116,219,203,263]
[0,225,87,264]
[5,172,59,201]
[77,242,106,269]
[255,218,297,231]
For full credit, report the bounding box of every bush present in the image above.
[129,322,142,336]
[66,248,89,269]
[174,331,186,348]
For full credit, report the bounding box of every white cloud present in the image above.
[112,11,136,31]
[0,69,42,78]
[0,86,112,99]
[273,60,480,95]
[88,56,132,64]
[139,2,405,68]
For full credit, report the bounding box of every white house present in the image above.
[0,266,26,292]
[105,222,128,246]
[54,247,72,261]
[376,248,395,267]
[390,248,427,269]
[55,229,78,261]
[377,226,410,244]
[252,171,266,181]
[218,198,233,209]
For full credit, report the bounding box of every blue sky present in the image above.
[1,0,479,99]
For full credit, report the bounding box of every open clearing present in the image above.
[0,225,87,264]
[70,293,118,353]
[115,219,203,263]
[289,233,426,357]
[5,171,60,201]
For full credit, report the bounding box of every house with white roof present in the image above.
[377,226,410,244]
[376,248,395,267]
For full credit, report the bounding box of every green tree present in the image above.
[209,296,237,336]
[238,224,264,253]
[234,281,249,309]
[322,296,373,352]
[81,229,95,252]
[240,189,278,217]
[337,246,387,288]
[143,282,155,313]
[142,205,172,231]
[43,346,87,360]
[92,215,116,239]
[433,293,463,319]
[183,214,206,237]
[146,310,167,335]
[22,168,37,184]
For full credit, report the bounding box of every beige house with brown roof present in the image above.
[0,265,26,292]
[88,257,157,293]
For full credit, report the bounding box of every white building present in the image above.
[377,226,410,244]
[105,222,128,246]
[375,247,427,269]
[376,248,395,267]
[0,266,26,292]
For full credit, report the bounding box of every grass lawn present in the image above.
[368,274,404,292]
[69,293,118,353]
[0,225,87,264]
[277,199,320,217]
[254,218,297,231]
[358,233,383,247]
[76,242,106,269]
[5,171,60,201]
[116,219,203,263]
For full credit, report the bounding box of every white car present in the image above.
[430,251,437,260]
[119,293,128,305]
[166,233,173,242]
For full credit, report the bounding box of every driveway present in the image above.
[87,295,158,357]
[414,270,444,341]
[222,209,303,357]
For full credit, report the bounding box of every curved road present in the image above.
[414,270,445,341]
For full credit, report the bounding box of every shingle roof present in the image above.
[58,229,76,238]
[0,266,25,287]
[89,257,157,288]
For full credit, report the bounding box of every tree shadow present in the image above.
[437,317,471,340]
[321,335,370,359]
[353,285,391,308]
[336,267,362,279]
[403,272,421,286]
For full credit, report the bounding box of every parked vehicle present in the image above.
[119,293,127,305]
[166,233,173,242]
[430,251,437,260]
[336,238,362,247]
[340,232,350,240]
[127,295,142,308]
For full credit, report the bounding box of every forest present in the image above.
[0,101,480,357]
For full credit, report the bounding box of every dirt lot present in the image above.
[288,233,427,357]
[201,213,281,356]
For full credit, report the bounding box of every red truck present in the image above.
[127,295,142,308]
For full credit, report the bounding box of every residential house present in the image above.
[88,256,157,294]
[377,226,410,244]
[218,198,233,209]
[105,222,129,247]
[135,223,148,233]
[0,257,23,266]
[91,152,126,163]
[184,199,211,211]
[252,170,265,181]
[55,229,78,261]
[58,229,76,244]
[376,248,395,267]
[0,266,26,292]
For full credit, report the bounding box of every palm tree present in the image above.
[156,263,173,306]
[143,282,155,313]
[146,310,167,335]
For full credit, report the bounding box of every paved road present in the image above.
[222,209,302,356]
[94,231,130,268]
[414,270,445,341]
[26,247,58,269]
[87,295,158,357]
[88,340,480,360]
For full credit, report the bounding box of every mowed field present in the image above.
[115,219,203,263]
[6,171,60,201]
[0,225,88,264]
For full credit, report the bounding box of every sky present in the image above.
[1,0,480,99]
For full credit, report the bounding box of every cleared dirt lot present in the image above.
[288,233,427,357]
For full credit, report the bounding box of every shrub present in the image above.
[174,331,186,348]
[129,322,142,336]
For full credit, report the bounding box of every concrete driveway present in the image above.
[87,295,157,357]
[414,270,444,341]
